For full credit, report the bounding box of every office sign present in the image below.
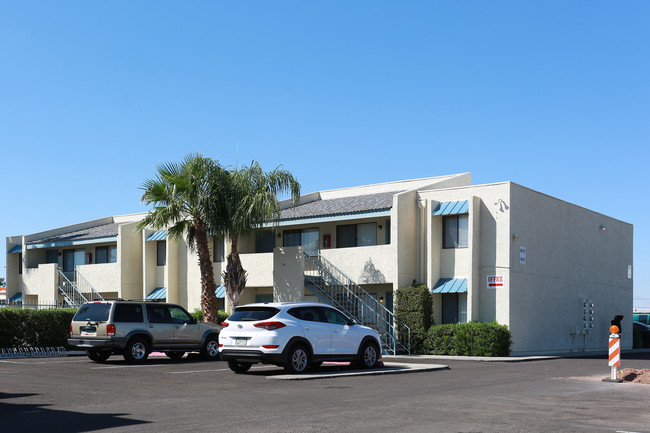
[487,275,504,289]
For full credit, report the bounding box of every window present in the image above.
[443,215,468,249]
[147,305,172,323]
[18,253,22,275]
[45,250,58,264]
[282,228,319,256]
[63,249,85,271]
[321,307,350,326]
[288,307,324,322]
[157,241,166,266]
[255,230,275,253]
[336,223,377,248]
[228,306,280,322]
[73,302,111,322]
[113,304,144,323]
[169,306,193,324]
[213,236,225,262]
[96,246,118,264]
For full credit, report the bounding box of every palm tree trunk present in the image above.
[194,218,219,323]
[223,233,247,308]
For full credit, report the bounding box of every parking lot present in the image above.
[2,352,650,433]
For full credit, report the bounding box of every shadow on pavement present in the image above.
[0,391,150,433]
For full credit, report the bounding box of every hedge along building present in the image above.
[5,173,633,355]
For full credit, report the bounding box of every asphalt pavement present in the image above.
[1,352,650,432]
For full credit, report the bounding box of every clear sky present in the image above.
[1,2,648,306]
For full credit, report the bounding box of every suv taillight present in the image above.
[254,321,286,331]
[220,322,229,327]
[70,325,73,337]
[106,324,116,337]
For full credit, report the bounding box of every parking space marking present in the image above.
[92,364,169,370]
[166,365,272,374]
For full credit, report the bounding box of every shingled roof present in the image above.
[280,191,397,220]
[28,222,123,245]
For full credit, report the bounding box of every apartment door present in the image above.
[62,249,85,280]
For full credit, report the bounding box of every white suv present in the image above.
[219,302,382,374]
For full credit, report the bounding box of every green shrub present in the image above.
[0,308,76,349]
[394,284,433,353]
[424,321,512,357]
[192,309,229,324]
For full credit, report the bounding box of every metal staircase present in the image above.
[57,268,104,308]
[304,253,410,355]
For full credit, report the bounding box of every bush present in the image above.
[424,321,512,357]
[192,309,229,324]
[0,308,76,349]
[394,285,433,353]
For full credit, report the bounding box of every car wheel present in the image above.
[228,360,252,374]
[358,341,379,369]
[284,344,310,374]
[123,337,149,363]
[200,334,220,360]
[86,350,110,363]
[165,351,185,360]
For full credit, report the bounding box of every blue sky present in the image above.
[1,2,648,306]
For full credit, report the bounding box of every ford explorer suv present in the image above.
[68,300,221,363]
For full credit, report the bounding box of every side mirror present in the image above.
[190,316,198,324]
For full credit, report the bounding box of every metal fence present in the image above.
[0,300,73,310]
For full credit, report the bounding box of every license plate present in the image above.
[80,326,96,336]
[235,338,248,346]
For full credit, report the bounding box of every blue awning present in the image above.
[9,292,23,303]
[146,230,167,241]
[146,287,167,299]
[8,244,22,254]
[432,200,469,216]
[215,285,226,298]
[432,278,468,294]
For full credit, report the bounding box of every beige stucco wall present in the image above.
[508,183,633,354]
[119,222,143,300]
[77,263,119,293]
[320,244,395,286]
[241,252,274,287]
[273,247,305,302]
[21,263,57,301]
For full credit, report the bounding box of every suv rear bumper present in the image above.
[220,349,284,365]
[68,337,127,351]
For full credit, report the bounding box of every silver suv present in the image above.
[68,300,221,363]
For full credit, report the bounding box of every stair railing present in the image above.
[304,252,410,354]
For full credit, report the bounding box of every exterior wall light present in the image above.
[512,234,520,240]
[599,225,606,231]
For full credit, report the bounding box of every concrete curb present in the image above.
[267,362,449,380]
[383,354,560,362]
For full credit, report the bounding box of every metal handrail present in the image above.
[74,269,105,302]
[304,252,410,354]
[57,269,87,307]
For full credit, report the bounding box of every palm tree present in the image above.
[138,153,226,323]
[217,161,300,308]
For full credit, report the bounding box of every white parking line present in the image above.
[166,365,271,374]
[92,364,169,370]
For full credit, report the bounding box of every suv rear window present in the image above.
[114,303,144,322]
[228,306,279,322]
[73,303,111,322]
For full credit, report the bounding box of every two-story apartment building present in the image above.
[5,172,633,355]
